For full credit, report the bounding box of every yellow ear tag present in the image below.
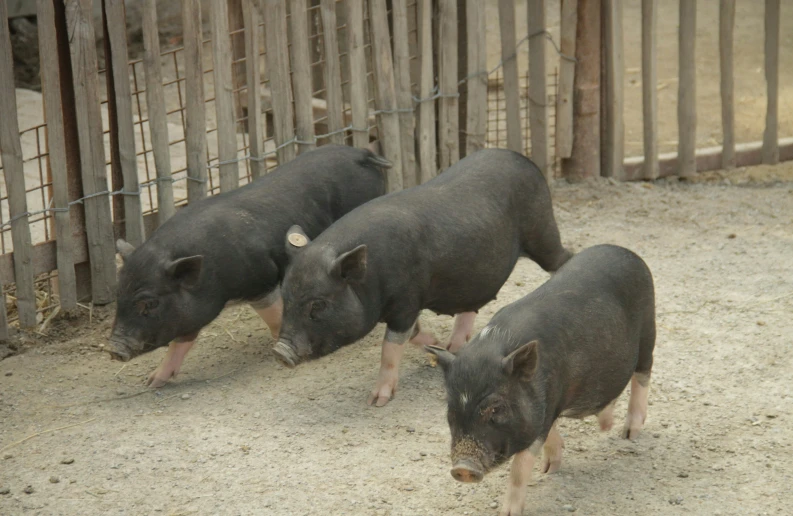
[288,233,308,248]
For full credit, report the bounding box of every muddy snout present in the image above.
[272,340,302,368]
[106,339,133,362]
[451,459,485,483]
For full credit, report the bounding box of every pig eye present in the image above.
[135,298,160,317]
[309,300,327,320]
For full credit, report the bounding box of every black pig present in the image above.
[425,244,656,516]
[273,148,572,406]
[108,144,389,387]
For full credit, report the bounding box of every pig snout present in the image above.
[107,336,134,362]
[451,459,485,483]
[272,340,301,368]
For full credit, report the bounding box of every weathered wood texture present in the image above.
[0,4,37,327]
[438,0,459,169]
[677,0,696,177]
[65,0,117,304]
[556,0,577,159]
[320,0,346,145]
[602,0,624,179]
[227,0,247,126]
[562,0,600,181]
[263,0,297,164]
[718,0,735,170]
[242,0,265,178]
[290,0,317,153]
[417,0,437,182]
[528,0,548,178]
[36,0,77,313]
[463,0,486,157]
[763,0,780,165]
[210,0,239,192]
[182,0,208,201]
[367,0,403,191]
[141,0,175,223]
[392,0,417,188]
[641,0,659,178]
[498,0,522,154]
[346,0,370,149]
[104,0,145,246]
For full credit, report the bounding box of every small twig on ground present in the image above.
[0,417,97,454]
[113,364,128,378]
[224,328,240,343]
[657,302,710,316]
[39,305,61,333]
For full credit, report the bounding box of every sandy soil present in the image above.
[1,163,792,515]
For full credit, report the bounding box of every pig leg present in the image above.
[146,333,198,388]
[597,399,618,431]
[623,372,651,440]
[409,319,438,348]
[522,214,573,273]
[541,422,564,474]
[250,287,283,340]
[447,312,476,353]
[500,448,536,516]
[367,323,417,407]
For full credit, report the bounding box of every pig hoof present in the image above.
[622,416,646,440]
[146,372,172,389]
[499,504,524,516]
[366,390,394,407]
[542,458,561,474]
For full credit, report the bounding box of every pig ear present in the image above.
[424,345,455,372]
[116,239,135,261]
[285,225,311,259]
[166,255,203,290]
[502,341,539,381]
[331,245,367,282]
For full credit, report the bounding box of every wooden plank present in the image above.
[210,0,239,192]
[719,0,735,170]
[556,0,577,159]
[677,0,697,178]
[763,0,780,165]
[290,0,317,153]
[64,0,117,305]
[142,0,175,223]
[528,0,548,178]
[561,0,600,181]
[102,3,125,233]
[320,0,346,145]
[623,137,793,181]
[392,0,417,188]
[642,0,659,179]
[438,0,459,169]
[182,0,208,201]
[367,0,403,191]
[263,0,297,164]
[457,0,468,158]
[0,293,7,339]
[346,0,370,149]
[417,0,437,183]
[465,0,486,156]
[0,5,37,327]
[602,0,624,179]
[242,0,265,179]
[36,0,77,313]
[227,0,247,126]
[104,0,145,246]
[498,0,522,154]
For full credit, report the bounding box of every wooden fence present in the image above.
[0,0,790,338]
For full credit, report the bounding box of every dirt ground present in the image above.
[1,163,792,515]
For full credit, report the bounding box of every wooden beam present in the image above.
[763,0,780,165]
[417,0,437,182]
[556,0,577,159]
[498,0,522,154]
[528,0,548,178]
[183,0,208,201]
[677,0,697,177]
[602,0,624,179]
[719,0,735,170]
[242,0,265,178]
[320,0,346,145]
[392,0,418,188]
[211,0,240,192]
[438,0,459,169]
[346,0,370,149]
[263,0,297,164]
[465,0,486,156]
[290,0,317,154]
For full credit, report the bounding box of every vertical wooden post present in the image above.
[320,0,346,145]
[104,0,145,246]
[290,0,317,153]
[677,0,696,178]
[37,0,78,313]
[556,0,577,160]
[528,0,548,178]
[65,0,117,304]
[346,0,370,149]
[211,0,240,192]
[417,0,437,182]
[242,0,265,179]
[392,0,417,188]
[368,0,403,191]
[227,0,247,127]
[142,0,175,224]
[465,0,486,156]
[561,0,600,181]
[602,0,624,179]
[438,0,459,169]
[183,0,208,201]
[0,6,37,327]
[762,0,780,165]
[456,0,468,158]
[498,0,522,154]
[719,0,735,170]
[642,0,659,179]
[263,0,297,164]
